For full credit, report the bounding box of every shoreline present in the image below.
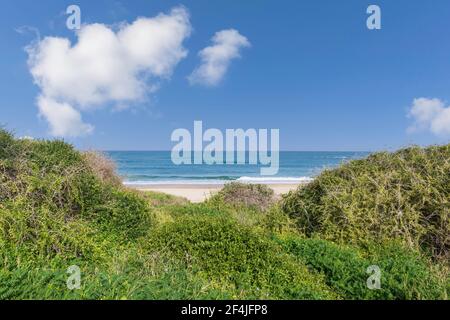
[129,183,304,202]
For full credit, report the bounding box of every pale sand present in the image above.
[131,183,301,203]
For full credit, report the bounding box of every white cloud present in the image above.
[37,96,94,137]
[188,29,250,86]
[408,98,450,136]
[27,6,191,137]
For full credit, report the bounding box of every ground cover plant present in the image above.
[0,128,448,299]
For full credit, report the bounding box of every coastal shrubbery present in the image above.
[279,237,447,299]
[0,130,153,246]
[0,128,448,299]
[281,145,450,261]
[210,182,277,211]
[147,215,337,299]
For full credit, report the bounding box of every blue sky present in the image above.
[1,0,450,151]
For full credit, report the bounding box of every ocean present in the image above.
[106,151,369,185]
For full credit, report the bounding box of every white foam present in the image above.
[237,176,313,184]
[123,176,313,186]
[123,180,229,186]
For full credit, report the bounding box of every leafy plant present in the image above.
[281,145,450,261]
[280,236,447,299]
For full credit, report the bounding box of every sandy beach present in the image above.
[131,183,302,202]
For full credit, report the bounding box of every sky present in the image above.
[1,0,450,151]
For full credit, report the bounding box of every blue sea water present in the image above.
[106,151,369,185]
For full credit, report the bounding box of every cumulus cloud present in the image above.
[27,7,191,137]
[188,29,250,86]
[37,96,94,136]
[408,98,450,136]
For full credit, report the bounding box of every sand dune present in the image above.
[132,183,301,202]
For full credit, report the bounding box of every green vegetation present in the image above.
[281,145,450,261]
[0,129,448,299]
[211,182,277,211]
[147,215,337,299]
[279,237,447,300]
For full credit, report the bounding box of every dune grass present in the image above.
[0,128,448,300]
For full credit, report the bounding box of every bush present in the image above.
[0,129,153,252]
[161,202,224,218]
[28,140,84,173]
[211,182,276,211]
[88,188,153,240]
[260,205,298,236]
[0,257,234,300]
[141,191,189,207]
[0,203,114,263]
[281,145,450,260]
[147,215,338,299]
[0,129,20,159]
[280,237,447,299]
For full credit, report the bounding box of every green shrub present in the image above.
[0,243,240,300]
[162,202,225,218]
[88,188,153,240]
[0,200,118,264]
[280,237,447,299]
[0,129,20,159]
[260,205,298,236]
[281,145,450,260]
[210,182,276,211]
[0,258,235,300]
[141,191,189,207]
[147,215,338,299]
[0,129,153,254]
[28,140,84,172]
